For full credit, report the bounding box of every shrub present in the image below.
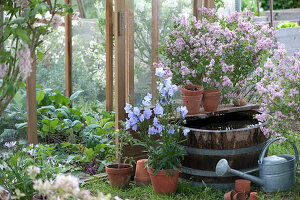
[255,45,300,138]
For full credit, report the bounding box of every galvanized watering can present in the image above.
[216,137,299,192]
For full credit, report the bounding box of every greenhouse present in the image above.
[0,0,299,199]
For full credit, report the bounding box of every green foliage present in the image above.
[260,0,300,10]
[242,0,263,16]
[0,143,66,199]
[0,0,73,117]
[276,21,299,29]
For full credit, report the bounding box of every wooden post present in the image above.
[114,0,126,128]
[204,0,215,9]
[151,0,159,105]
[65,0,72,97]
[194,0,202,20]
[269,0,273,27]
[256,0,260,16]
[106,0,113,111]
[125,0,134,104]
[77,0,86,18]
[26,54,38,145]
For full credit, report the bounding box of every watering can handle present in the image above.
[258,137,299,169]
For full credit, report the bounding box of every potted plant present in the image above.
[105,123,137,188]
[124,68,190,194]
[159,8,277,108]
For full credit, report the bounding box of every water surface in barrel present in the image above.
[184,112,260,131]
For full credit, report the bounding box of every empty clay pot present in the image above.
[235,179,251,195]
[233,192,246,200]
[181,85,203,96]
[134,159,151,186]
[106,163,133,188]
[32,194,47,200]
[249,192,259,200]
[181,94,203,115]
[147,167,180,194]
[202,90,221,112]
[224,190,236,200]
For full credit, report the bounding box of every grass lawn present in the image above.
[83,177,300,200]
[84,138,300,200]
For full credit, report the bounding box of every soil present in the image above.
[108,164,131,169]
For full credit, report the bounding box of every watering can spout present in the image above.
[216,159,264,186]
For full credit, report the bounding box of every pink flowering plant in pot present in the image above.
[255,45,300,138]
[159,8,276,103]
[124,67,190,174]
[0,0,72,116]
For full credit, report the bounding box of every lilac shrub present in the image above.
[125,68,190,172]
[0,1,70,116]
[159,8,276,103]
[255,45,300,138]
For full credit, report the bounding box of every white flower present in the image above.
[155,67,165,77]
[183,128,190,136]
[0,163,8,170]
[4,141,16,148]
[12,189,25,199]
[54,174,80,196]
[33,179,53,197]
[27,166,41,179]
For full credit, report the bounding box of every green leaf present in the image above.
[15,122,28,129]
[36,90,45,105]
[37,49,44,61]
[84,124,101,132]
[70,90,84,101]
[16,27,29,42]
[103,121,114,129]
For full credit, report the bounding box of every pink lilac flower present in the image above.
[0,64,7,78]
[16,44,33,78]
[50,14,63,29]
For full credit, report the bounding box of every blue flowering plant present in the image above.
[125,68,190,174]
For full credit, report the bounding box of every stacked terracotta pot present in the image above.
[181,85,204,115]
[134,159,151,186]
[224,179,259,200]
[202,90,221,112]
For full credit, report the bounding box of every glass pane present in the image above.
[134,0,152,105]
[72,0,107,109]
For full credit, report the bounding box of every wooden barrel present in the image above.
[181,111,267,189]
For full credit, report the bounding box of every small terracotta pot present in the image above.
[32,194,47,200]
[134,159,151,186]
[105,163,133,188]
[235,179,251,195]
[181,85,203,96]
[147,167,180,194]
[224,190,236,200]
[233,192,246,200]
[181,94,203,115]
[202,90,221,112]
[249,192,259,200]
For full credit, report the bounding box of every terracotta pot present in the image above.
[202,90,221,112]
[134,159,151,186]
[233,192,246,200]
[181,94,203,115]
[224,190,236,200]
[235,179,251,195]
[147,167,180,194]
[32,194,47,200]
[249,192,259,200]
[181,85,203,96]
[105,163,133,187]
